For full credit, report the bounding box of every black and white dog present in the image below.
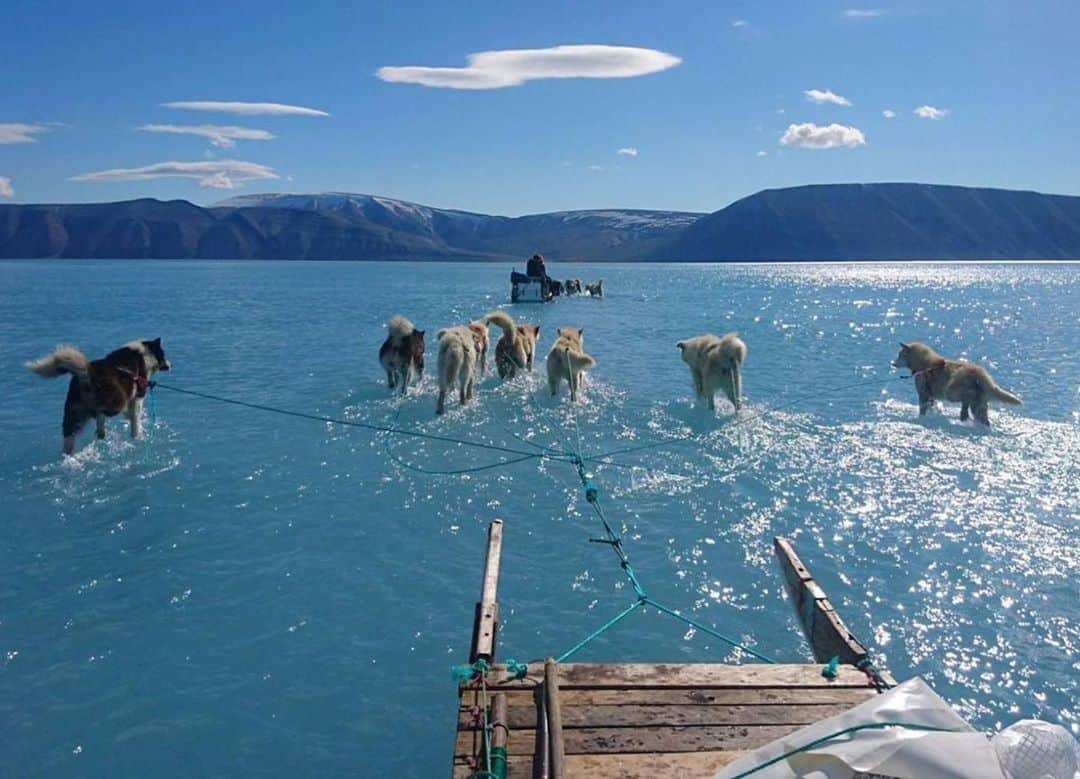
[26,338,171,454]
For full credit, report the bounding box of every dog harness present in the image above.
[116,365,153,397]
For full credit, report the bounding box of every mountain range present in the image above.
[1,184,1078,261]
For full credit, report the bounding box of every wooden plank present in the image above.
[485,662,874,689]
[544,659,565,779]
[454,750,750,779]
[470,519,503,664]
[773,536,869,666]
[460,702,855,730]
[509,686,877,707]
[458,723,804,757]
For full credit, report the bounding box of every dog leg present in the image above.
[62,404,89,455]
[974,400,990,426]
[549,374,559,397]
[128,398,143,439]
[95,413,107,439]
[707,392,716,411]
[569,370,578,402]
[386,369,397,389]
[399,365,410,397]
[960,401,970,421]
[436,387,447,415]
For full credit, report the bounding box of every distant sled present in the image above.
[510,271,553,303]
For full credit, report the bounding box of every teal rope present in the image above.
[153,382,559,461]
[556,599,644,663]
[728,721,958,778]
[380,401,569,476]
[555,374,777,664]
[643,598,776,664]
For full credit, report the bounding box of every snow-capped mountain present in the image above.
[211,192,704,259]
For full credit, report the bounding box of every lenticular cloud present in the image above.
[71,160,278,189]
[376,45,682,89]
[780,122,866,149]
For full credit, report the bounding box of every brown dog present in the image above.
[379,315,425,395]
[892,342,1021,425]
[26,339,171,454]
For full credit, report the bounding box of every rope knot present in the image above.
[583,481,599,503]
[504,658,528,679]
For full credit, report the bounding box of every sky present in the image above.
[1,0,1077,215]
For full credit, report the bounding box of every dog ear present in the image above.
[898,341,908,349]
[676,341,686,350]
[533,325,540,336]
[416,330,425,338]
[151,337,162,346]
[577,328,584,337]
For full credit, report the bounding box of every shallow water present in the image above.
[1,260,1077,776]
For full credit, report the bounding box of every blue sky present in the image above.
[1,0,1076,214]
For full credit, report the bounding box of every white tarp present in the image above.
[715,677,1007,779]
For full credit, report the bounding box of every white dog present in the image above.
[435,326,477,415]
[546,327,595,401]
[677,333,747,411]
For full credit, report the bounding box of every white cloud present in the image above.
[780,122,866,149]
[137,124,275,149]
[376,44,681,90]
[617,146,638,157]
[71,160,278,189]
[731,19,749,28]
[843,8,886,17]
[0,176,12,198]
[804,89,852,107]
[162,101,329,117]
[882,109,896,119]
[587,164,604,172]
[0,123,50,144]
[914,104,948,120]
[756,150,767,157]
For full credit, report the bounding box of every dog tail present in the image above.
[439,338,463,383]
[483,310,516,339]
[387,315,415,339]
[980,375,1022,405]
[555,346,595,371]
[26,345,89,379]
[723,334,748,364]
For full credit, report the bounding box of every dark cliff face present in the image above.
[2,184,1078,260]
[656,183,1080,260]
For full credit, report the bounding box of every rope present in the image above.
[153,382,567,463]
[551,352,779,665]
[727,721,958,778]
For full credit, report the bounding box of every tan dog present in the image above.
[892,342,1021,425]
[466,320,489,375]
[546,327,595,401]
[435,326,477,415]
[485,311,539,379]
[676,333,747,411]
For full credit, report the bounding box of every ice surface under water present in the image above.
[0,260,1076,776]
